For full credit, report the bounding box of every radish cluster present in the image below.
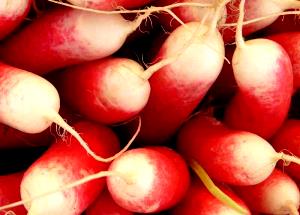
[0,0,299,215]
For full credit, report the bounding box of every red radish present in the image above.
[85,189,133,215]
[106,146,190,213]
[56,57,150,124]
[0,172,26,215]
[130,1,226,144]
[234,169,300,215]
[221,0,300,43]
[0,0,32,40]
[271,120,300,181]
[18,121,120,215]
[224,0,293,139]
[177,115,300,186]
[0,7,150,74]
[267,32,300,91]
[0,62,124,162]
[170,179,250,215]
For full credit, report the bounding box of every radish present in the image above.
[85,189,133,215]
[234,169,300,215]
[176,115,300,186]
[267,32,300,91]
[271,120,300,181]
[0,172,26,215]
[0,62,130,162]
[224,0,293,139]
[170,179,250,215]
[221,0,300,43]
[56,57,150,124]
[0,0,32,40]
[19,121,120,215]
[0,7,150,74]
[129,0,227,144]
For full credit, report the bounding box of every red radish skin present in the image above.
[0,172,26,215]
[20,121,120,215]
[221,0,300,43]
[271,120,300,181]
[0,0,32,40]
[235,169,300,214]
[85,189,133,215]
[134,19,225,144]
[177,115,299,186]
[107,146,190,213]
[267,32,300,91]
[170,179,251,215]
[0,7,148,74]
[56,58,150,124]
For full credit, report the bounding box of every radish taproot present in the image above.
[177,115,300,186]
[271,120,300,181]
[224,0,293,139]
[0,7,150,74]
[19,121,120,215]
[234,169,300,214]
[56,57,150,124]
[0,0,32,40]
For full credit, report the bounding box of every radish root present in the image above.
[190,159,249,215]
[276,152,300,166]
[285,201,299,215]
[235,0,246,48]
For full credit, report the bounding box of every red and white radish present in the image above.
[267,31,300,91]
[130,1,226,144]
[56,57,150,124]
[0,7,150,74]
[271,120,300,181]
[0,0,32,40]
[224,0,293,139]
[19,121,120,215]
[85,189,133,215]
[177,115,300,186]
[235,169,300,214]
[170,179,251,215]
[0,172,26,215]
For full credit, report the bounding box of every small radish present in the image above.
[176,115,300,186]
[170,179,251,215]
[0,0,32,40]
[234,169,300,215]
[267,32,300,91]
[56,57,150,124]
[0,7,150,74]
[271,120,300,181]
[130,0,227,144]
[224,0,293,139]
[0,172,26,215]
[85,189,133,215]
[0,62,127,162]
[221,0,300,43]
[19,121,120,215]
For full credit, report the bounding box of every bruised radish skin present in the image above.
[0,172,26,215]
[176,115,298,186]
[85,189,133,215]
[56,58,150,124]
[221,0,300,43]
[170,179,251,215]
[267,32,300,91]
[271,120,300,180]
[107,146,190,213]
[135,21,225,144]
[234,169,300,214]
[0,0,32,40]
[20,121,120,215]
[0,7,143,74]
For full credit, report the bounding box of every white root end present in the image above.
[285,201,299,215]
[45,110,141,163]
[276,152,300,166]
[235,0,246,48]
[208,0,231,34]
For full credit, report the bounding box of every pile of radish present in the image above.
[0,0,299,214]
